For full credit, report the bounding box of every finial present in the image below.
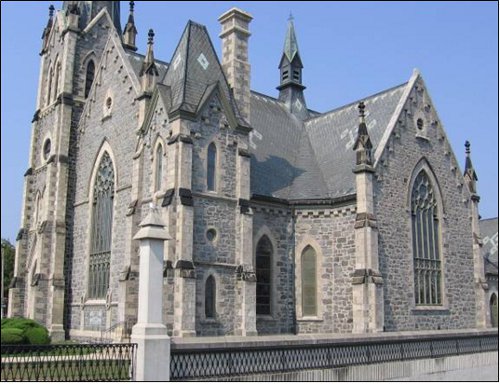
[465,140,471,155]
[49,4,55,17]
[129,1,135,12]
[358,101,366,121]
[148,29,155,45]
[288,13,294,22]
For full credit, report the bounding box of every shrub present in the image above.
[1,317,51,345]
[1,328,26,345]
[25,327,51,345]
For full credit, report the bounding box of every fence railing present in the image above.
[1,343,136,382]
[170,330,498,380]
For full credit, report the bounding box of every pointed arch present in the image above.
[54,56,61,100]
[85,59,96,99]
[409,159,444,306]
[87,139,118,196]
[207,142,217,192]
[87,143,116,299]
[153,137,165,193]
[490,293,498,328]
[47,64,54,106]
[255,235,273,316]
[295,239,323,319]
[407,157,446,214]
[205,275,216,319]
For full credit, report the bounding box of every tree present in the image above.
[2,238,15,315]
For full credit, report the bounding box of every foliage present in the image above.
[1,238,15,307]
[1,327,26,344]
[1,317,50,345]
[25,326,50,345]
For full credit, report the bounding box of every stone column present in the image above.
[351,102,384,333]
[235,147,257,336]
[131,205,171,381]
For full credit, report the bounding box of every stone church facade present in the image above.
[8,1,493,341]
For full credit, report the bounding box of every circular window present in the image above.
[206,228,217,242]
[43,139,51,160]
[106,97,113,109]
[416,118,424,131]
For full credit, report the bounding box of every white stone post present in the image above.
[131,205,171,381]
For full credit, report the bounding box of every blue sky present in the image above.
[1,1,498,242]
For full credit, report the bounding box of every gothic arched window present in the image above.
[88,152,114,299]
[154,143,163,192]
[205,275,216,319]
[54,61,61,100]
[85,60,95,98]
[256,236,273,315]
[411,170,442,306]
[47,66,53,105]
[491,293,498,328]
[207,143,217,192]
[301,246,317,316]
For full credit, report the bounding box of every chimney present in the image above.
[218,8,253,123]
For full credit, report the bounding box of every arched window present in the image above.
[54,61,61,100]
[154,143,163,192]
[256,236,272,315]
[301,246,317,316]
[88,152,114,299]
[411,170,442,306]
[47,66,53,105]
[34,192,42,226]
[207,143,217,192]
[491,293,498,328]
[85,60,95,98]
[205,275,216,319]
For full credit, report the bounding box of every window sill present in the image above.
[85,299,106,306]
[257,315,275,321]
[415,133,430,141]
[200,318,217,324]
[411,306,449,314]
[297,317,323,322]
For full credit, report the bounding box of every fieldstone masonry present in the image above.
[10,2,489,342]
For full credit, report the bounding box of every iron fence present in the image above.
[1,343,136,381]
[170,333,498,380]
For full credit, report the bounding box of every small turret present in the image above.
[353,102,373,166]
[41,5,55,53]
[464,140,479,198]
[123,1,138,51]
[140,29,159,93]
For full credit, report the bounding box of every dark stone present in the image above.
[179,188,193,206]
[162,189,175,207]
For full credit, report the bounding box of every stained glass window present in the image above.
[205,275,216,319]
[411,170,442,306]
[301,246,317,316]
[88,152,114,299]
[256,236,272,315]
[207,143,216,192]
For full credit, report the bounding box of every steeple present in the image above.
[140,29,159,92]
[123,1,138,51]
[41,5,55,53]
[464,140,478,197]
[353,102,373,166]
[277,15,308,120]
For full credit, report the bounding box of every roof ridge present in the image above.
[480,217,499,222]
[306,82,408,122]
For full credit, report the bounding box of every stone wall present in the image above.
[374,76,476,331]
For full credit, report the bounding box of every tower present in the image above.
[277,15,309,120]
[8,1,122,340]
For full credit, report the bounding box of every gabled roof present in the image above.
[480,217,499,276]
[305,83,407,198]
[124,50,169,80]
[161,21,246,126]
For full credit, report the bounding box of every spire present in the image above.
[464,140,478,195]
[41,5,55,52]
[284,14,299,63]
[353,102,373,166]
[123,1,138,51]
[277,15,308,120]
[140,29,159,92]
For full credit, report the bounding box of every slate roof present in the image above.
[249,84,407,200]
[480,218,499,276]
[160,21,247,127]
[124,50,169,79]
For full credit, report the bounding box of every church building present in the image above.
[8,1,493,341]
